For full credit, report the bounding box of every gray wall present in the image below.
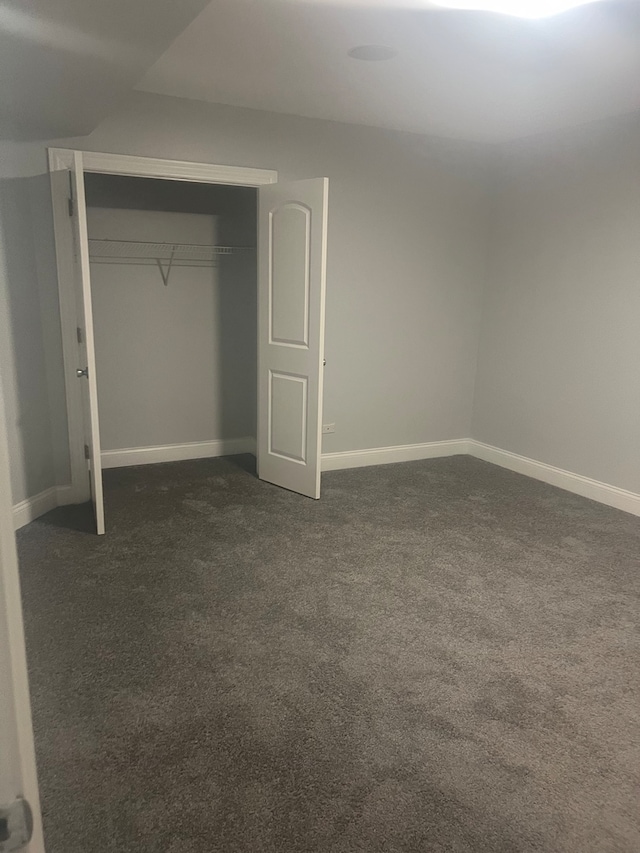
[0,93,491,506]
[88,205,256,450]
[473,114,640,494]
[0,153,69,506]
[3,93,639,505]
[76,93,491,454]
[85,174,258,452]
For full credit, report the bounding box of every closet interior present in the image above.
[83,173,258,471]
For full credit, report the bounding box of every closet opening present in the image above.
[49,148,329,534]
[83,173,258,479]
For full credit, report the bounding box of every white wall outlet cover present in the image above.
[322,423,336,434]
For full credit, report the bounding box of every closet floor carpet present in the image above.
[17,455,640,853]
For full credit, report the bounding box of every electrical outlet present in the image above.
[322,423,336,434]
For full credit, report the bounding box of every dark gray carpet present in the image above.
[17,455,640,853]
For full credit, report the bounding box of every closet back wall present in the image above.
[85,177,257,459]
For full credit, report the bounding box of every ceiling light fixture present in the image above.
[348,45,398,61]
[429,0,600,18]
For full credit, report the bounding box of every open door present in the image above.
[257,178,328,499]
[0,373,44,853]
[70,153,105,534]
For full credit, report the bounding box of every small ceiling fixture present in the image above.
[429,0,600,18]
[348,45,398,61]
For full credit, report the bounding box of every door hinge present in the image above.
[84,444,90,460]
[67,171,74,217]
[0,798,33,851]
[77,326,83,344]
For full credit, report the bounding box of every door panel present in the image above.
[0,369,44,852]
[270,371,307,462]
[70,153,105,534]
[270,204,310,346]
[258,178,328,499]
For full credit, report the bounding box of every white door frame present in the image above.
[0,369,44,853]
[48,148,277,503]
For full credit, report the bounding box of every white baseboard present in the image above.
[322,438,640,517]
[14,438,640,528]
[13,485,75,530]
[101,437,256,469]
[468,440,640,517]
[321,439,469,472]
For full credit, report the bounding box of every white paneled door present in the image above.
[70,153,105,534]
[0,370,44,852]
[257,178,328,499]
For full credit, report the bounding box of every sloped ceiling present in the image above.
[3,0,640,144]
[0,0,211,140]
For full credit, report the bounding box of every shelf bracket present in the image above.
[155,248,176,287]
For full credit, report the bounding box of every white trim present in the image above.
[321,439,640,517]
[102,437,257,469]
[48,148,73,172]
[12,488,56,530]
[48,148,277,186]
[468,440,640,517]
[11,440,640,524]
[49,163,91,504]
[13,486,75,531]
[321,439,469,472]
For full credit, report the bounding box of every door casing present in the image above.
[48,148,277,504]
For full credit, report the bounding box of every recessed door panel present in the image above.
[270,204,310,348]
[269,371,307,463]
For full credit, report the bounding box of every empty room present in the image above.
[0,0,639,851]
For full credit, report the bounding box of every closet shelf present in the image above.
[88,239,255,285]
[88,238,254,265]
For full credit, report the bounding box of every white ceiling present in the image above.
[137,0,640,142]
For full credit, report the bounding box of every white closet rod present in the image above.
[88,239,255,286]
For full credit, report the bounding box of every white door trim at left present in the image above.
[48,148,278,186]
[48,147,277,508]
[0,369,45,853]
